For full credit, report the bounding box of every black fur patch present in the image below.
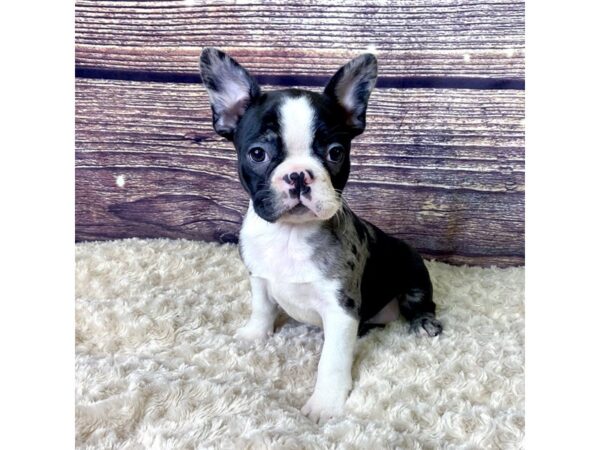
[341,297,356,310]
[352,214,368,242]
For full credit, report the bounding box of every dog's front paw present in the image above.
[234,322,272,341]
[301,387,348,424]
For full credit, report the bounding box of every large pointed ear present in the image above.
[324,54,378,136]
[199,48,261,140]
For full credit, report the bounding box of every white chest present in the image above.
[266,280,326,326]
[240,206,340,327]
[240,206,324,283]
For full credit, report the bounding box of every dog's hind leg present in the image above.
[399,288,443,337]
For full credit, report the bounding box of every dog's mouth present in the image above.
[288,203,310,215]
[278,202,319,223]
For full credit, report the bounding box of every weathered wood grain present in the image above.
[75,78,524,266]
[76,167,523,266]
[75,0,524,79]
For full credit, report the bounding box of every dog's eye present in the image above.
[327,144,345,163]
[248,146,267,163]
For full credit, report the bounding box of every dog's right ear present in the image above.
[199,48,261,141]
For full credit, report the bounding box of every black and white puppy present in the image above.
[199,48,442,423]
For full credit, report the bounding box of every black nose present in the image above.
[285,171,311,198]
[289,171,304,185]
[284,171,304,186]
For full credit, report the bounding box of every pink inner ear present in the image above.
[217,97,250,132]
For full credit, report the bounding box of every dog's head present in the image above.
[200,48,377,224]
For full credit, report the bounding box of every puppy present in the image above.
[199,48,442,423]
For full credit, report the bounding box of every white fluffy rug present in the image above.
[75,238,524,449]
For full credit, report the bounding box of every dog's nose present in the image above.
[289,171,304,187]
[283,171,312,198]
[283,170,314,186]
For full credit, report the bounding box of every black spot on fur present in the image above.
[347,260,355,270]
[202,75,220,93]
[342,297,356,310]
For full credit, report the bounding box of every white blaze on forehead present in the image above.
[279,96,315,157]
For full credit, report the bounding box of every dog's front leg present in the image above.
[302,308,358,423]
[235,276,278,341]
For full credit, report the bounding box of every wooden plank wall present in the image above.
[75,0,525,267]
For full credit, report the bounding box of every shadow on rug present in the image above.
[75,238,524,449]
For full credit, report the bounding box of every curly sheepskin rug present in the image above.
[75,238,524,449]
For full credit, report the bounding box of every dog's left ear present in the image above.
[324,54,378,136]
[199,48,261,140]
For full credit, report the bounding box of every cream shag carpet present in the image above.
[75,239,524,449]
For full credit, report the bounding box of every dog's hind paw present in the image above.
[410,313,443,337]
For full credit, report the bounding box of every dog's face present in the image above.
[200,49,377,223]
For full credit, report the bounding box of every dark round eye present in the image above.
[248,146,267,163]
[327,144,345,163]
